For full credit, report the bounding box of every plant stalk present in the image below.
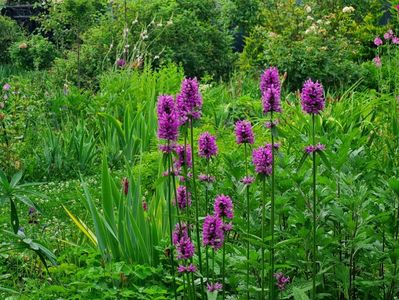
[244,143,250,299]
[190,118,205,298]
[261,177,266,299]
[166,146,177,300]
[270,113,276,300]
[312,113,317,300]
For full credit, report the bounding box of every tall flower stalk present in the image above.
[198,132,218,284]
[252,145,273,298]
[214,194,233,299]
[157,94,179,300]
[300,79,325,300]
[177,78,205,296]
[235,120,255,298]
[260,67,282,300]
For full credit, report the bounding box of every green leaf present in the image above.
[10,199,19,234]
[318,151,332,171]
[293,287,310,300]
[388,177,399,197]
[297,151,309,172]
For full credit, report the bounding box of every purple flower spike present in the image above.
[199,174,216,183]
[157,95,179,142]
[202,215,224,250]
[176,236,195,259]
[300,79,325,115]
[174,144,192,170]
[235,120,254,144]
[240,176,255,185]
[172,223,188,246]
[207,282,223,292]
[159,144,176,154]
[260,67,282,114]
[252,145,273,176]
[305,143,326,153]
[214,195,234,219]
[178,265,187,273]
[176,78,203,125]
[176,186,192,209]
[274,272,290,291]
[374,36,383,46]
[198,132,218,159]
[187,264,197,272]
[222,222,233,232]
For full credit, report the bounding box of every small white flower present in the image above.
[342,6,355,13]
[307,16,314,21]
[305,5,312,14]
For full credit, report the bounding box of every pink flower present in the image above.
[373,56,382,68]
[374,36,383,46]
[384,29,394,40]
[393,36,399,44]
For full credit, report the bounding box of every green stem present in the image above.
[205,159,210,281]
[167,148,178,300]
[190,118,205,297]
[261,177,266,299]
[312,114,317,300]
[222,216,226,300]
[270,113,275,300]
[244,143,250,299]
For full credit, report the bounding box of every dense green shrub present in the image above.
[0,16,23,64]
[51,0,235,86]
[240,1,365,90]
[9,35,57,70]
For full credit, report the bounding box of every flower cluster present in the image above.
[176,78,203,125]
[260,67,282,114]
[207,282,223,292]
[198,132,218,159]
[176,186,191,210]
[198,174,216,183]
[234,120,254,144]
[202,214,224,250]
[172,223,188,245]
[172,222,195,261]
[240,176,255,185]
[174,144,192,170]
[178,264,197,273]
[252,145,273,176]
[300,79,325,114]
[176,235,195,259]
[274,273,290,291]
[304,143,326,154]
[214,195,234,219]
[157,95,179,142]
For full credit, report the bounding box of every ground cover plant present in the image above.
[1,0,399,299]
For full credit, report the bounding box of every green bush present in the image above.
[239,1,375,90]
[9,35,57,70]
[52,0,235,87]
[0,16,23,64]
